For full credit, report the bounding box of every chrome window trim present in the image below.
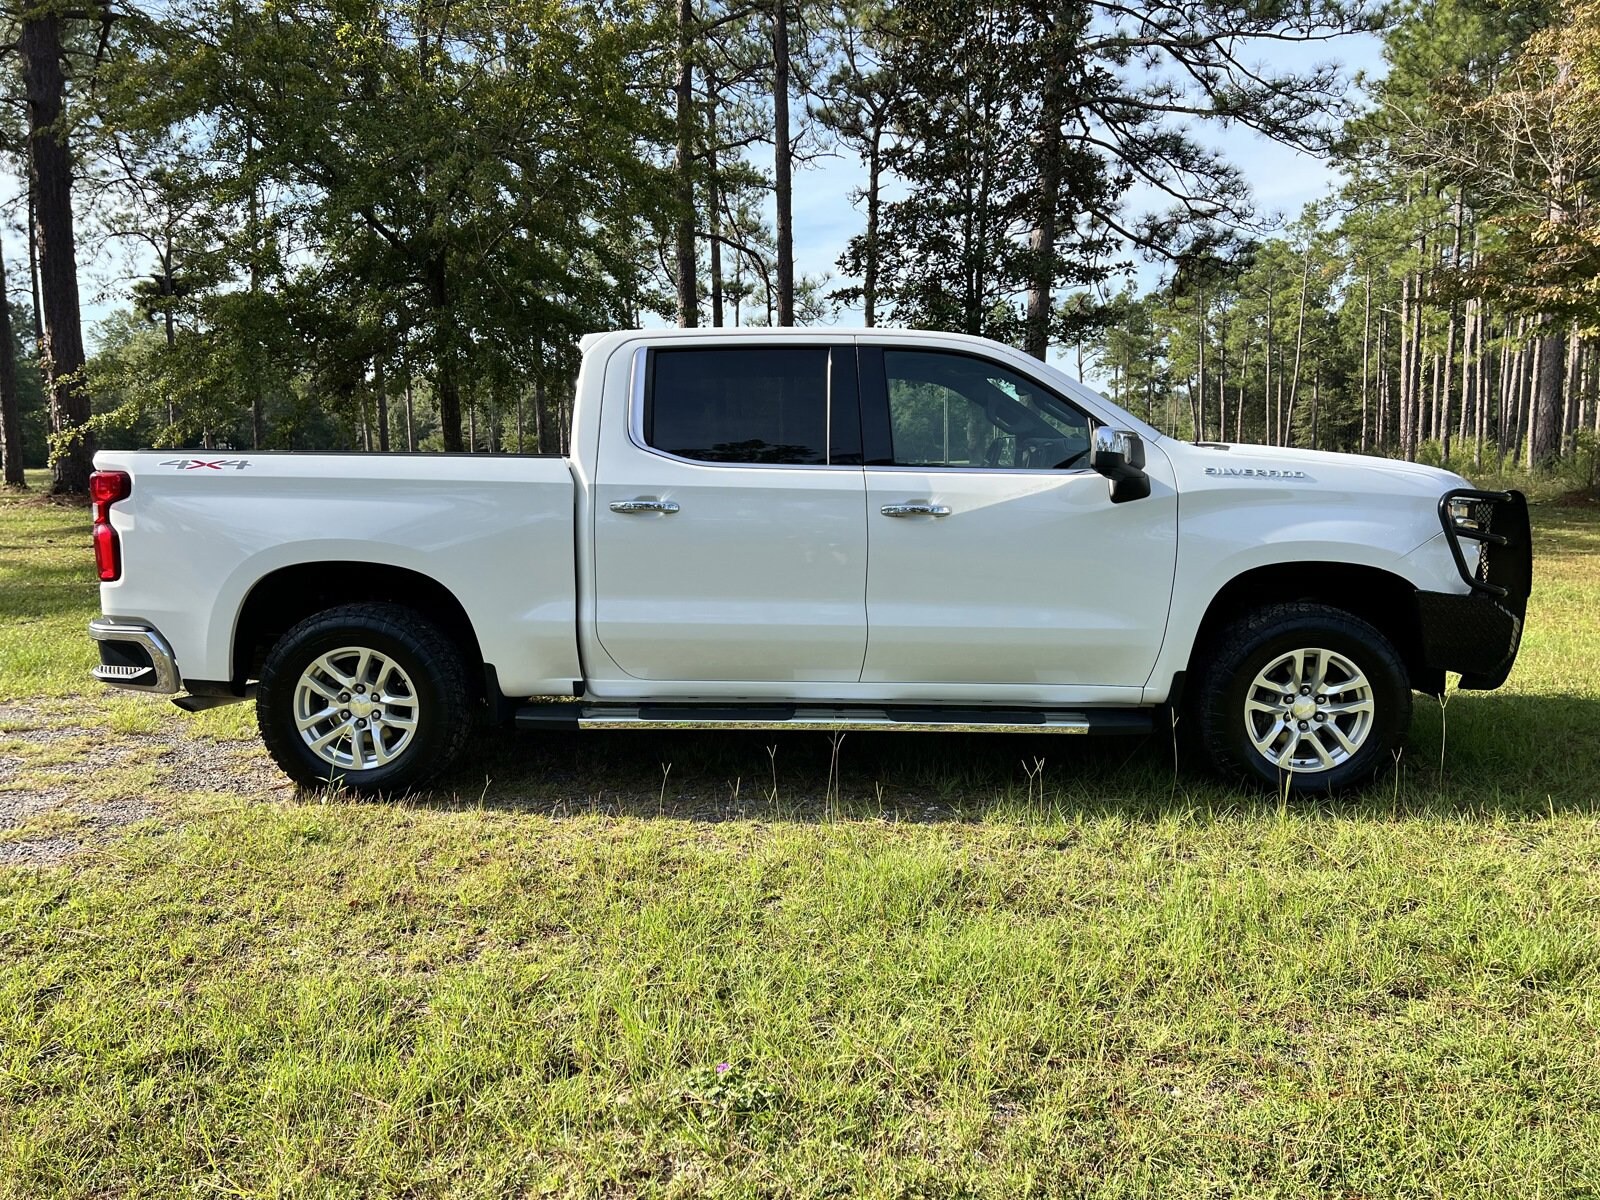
[627,344,857,472]
[864,463,1099,477]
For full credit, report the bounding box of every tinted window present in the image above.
[647,347,831,465]
[884,350,1092,469]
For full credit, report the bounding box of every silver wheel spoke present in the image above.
[1329,670,1369,696]
[1250,718,1287,753]
[315,654,357,689]
[304,675,343,703]
[1322,698,1373,716]
[1324,721,1359,755]
[1305,729,1336,769]
[296,706,339,731]
[309,722,351,752]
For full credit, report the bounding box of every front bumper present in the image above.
[1417,489,1532,690]
[88,619,180,694]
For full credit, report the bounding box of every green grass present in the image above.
[1,467,1599,1197]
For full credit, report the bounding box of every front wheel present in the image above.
[1192,602,1413,794]
[256,603,473,795]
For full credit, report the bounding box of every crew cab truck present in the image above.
[85,327,1532,795]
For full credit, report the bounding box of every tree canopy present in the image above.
[0,0,1594,491]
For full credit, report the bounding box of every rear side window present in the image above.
[645,347,832,465]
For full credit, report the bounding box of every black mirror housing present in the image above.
[1090,427,1151,503]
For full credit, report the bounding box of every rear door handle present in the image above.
[610,499,680,515]
[880,503,951,518]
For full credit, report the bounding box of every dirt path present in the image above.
[0,699,287,867]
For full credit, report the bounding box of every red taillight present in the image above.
[90,470,131,582]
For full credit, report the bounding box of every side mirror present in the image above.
[1091,427,1151,504]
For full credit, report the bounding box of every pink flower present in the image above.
[715,1062,731,1075]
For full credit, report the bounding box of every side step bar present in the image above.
[514,702,1152,736]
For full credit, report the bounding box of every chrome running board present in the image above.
[515,703,1151,736]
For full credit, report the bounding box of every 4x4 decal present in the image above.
[160,458,251,471]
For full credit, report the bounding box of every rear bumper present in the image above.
[1419,488,1532,690]
[88,619,180,694]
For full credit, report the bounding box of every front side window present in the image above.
[646,347,832,465]
[884,350,1092,470]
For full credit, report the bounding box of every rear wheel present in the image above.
[1193,602,1412,794]
[257,603,473,795]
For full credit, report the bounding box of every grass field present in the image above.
[2,467,1599,1198]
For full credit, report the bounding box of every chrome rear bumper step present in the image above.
[88,619,180,694]
[514,702,1151,736]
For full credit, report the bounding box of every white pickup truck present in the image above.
[86,328,1531,795]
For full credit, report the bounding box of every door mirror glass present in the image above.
[1090,427,1151,503]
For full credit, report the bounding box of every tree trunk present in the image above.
[1209,321,1222,444]
[404,373,415,452]
[1263,286,1274,445]
[1398,275,1412,459]
[772,0,794,326]
[21,11,93,494]
[1439,192,1463,463]
[1023,2,1068,360]
[708,112,724,328]
[864,121,882,327]
[427,251,463,451]
[1377,312,1388,451]
[375,359,390,453]
[674,0,698,326]
[27,179,43,349]
[0,237,24,488]
[1360,269,1371,453]
[1529,314,1565,469]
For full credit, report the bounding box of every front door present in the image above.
[859,345,1178,691]
[591,341,868,683]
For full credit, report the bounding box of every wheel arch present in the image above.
[231,562,486,694]
[1186,561,1439,695]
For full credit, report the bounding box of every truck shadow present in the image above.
[410,689,1600,824]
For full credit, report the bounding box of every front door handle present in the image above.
[880,503,952,518]
[610,499,681,515]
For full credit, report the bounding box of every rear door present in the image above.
[859,345,1178,690]
[590,341,868,682]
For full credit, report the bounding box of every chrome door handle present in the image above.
[880,503,951,518]
[610,499,680,515]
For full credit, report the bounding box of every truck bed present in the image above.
[94,451,582,696]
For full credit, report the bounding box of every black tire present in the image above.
[256,602,473,795]
[1191,602,1413,795]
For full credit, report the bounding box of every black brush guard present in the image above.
[1416,489,1532,690]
